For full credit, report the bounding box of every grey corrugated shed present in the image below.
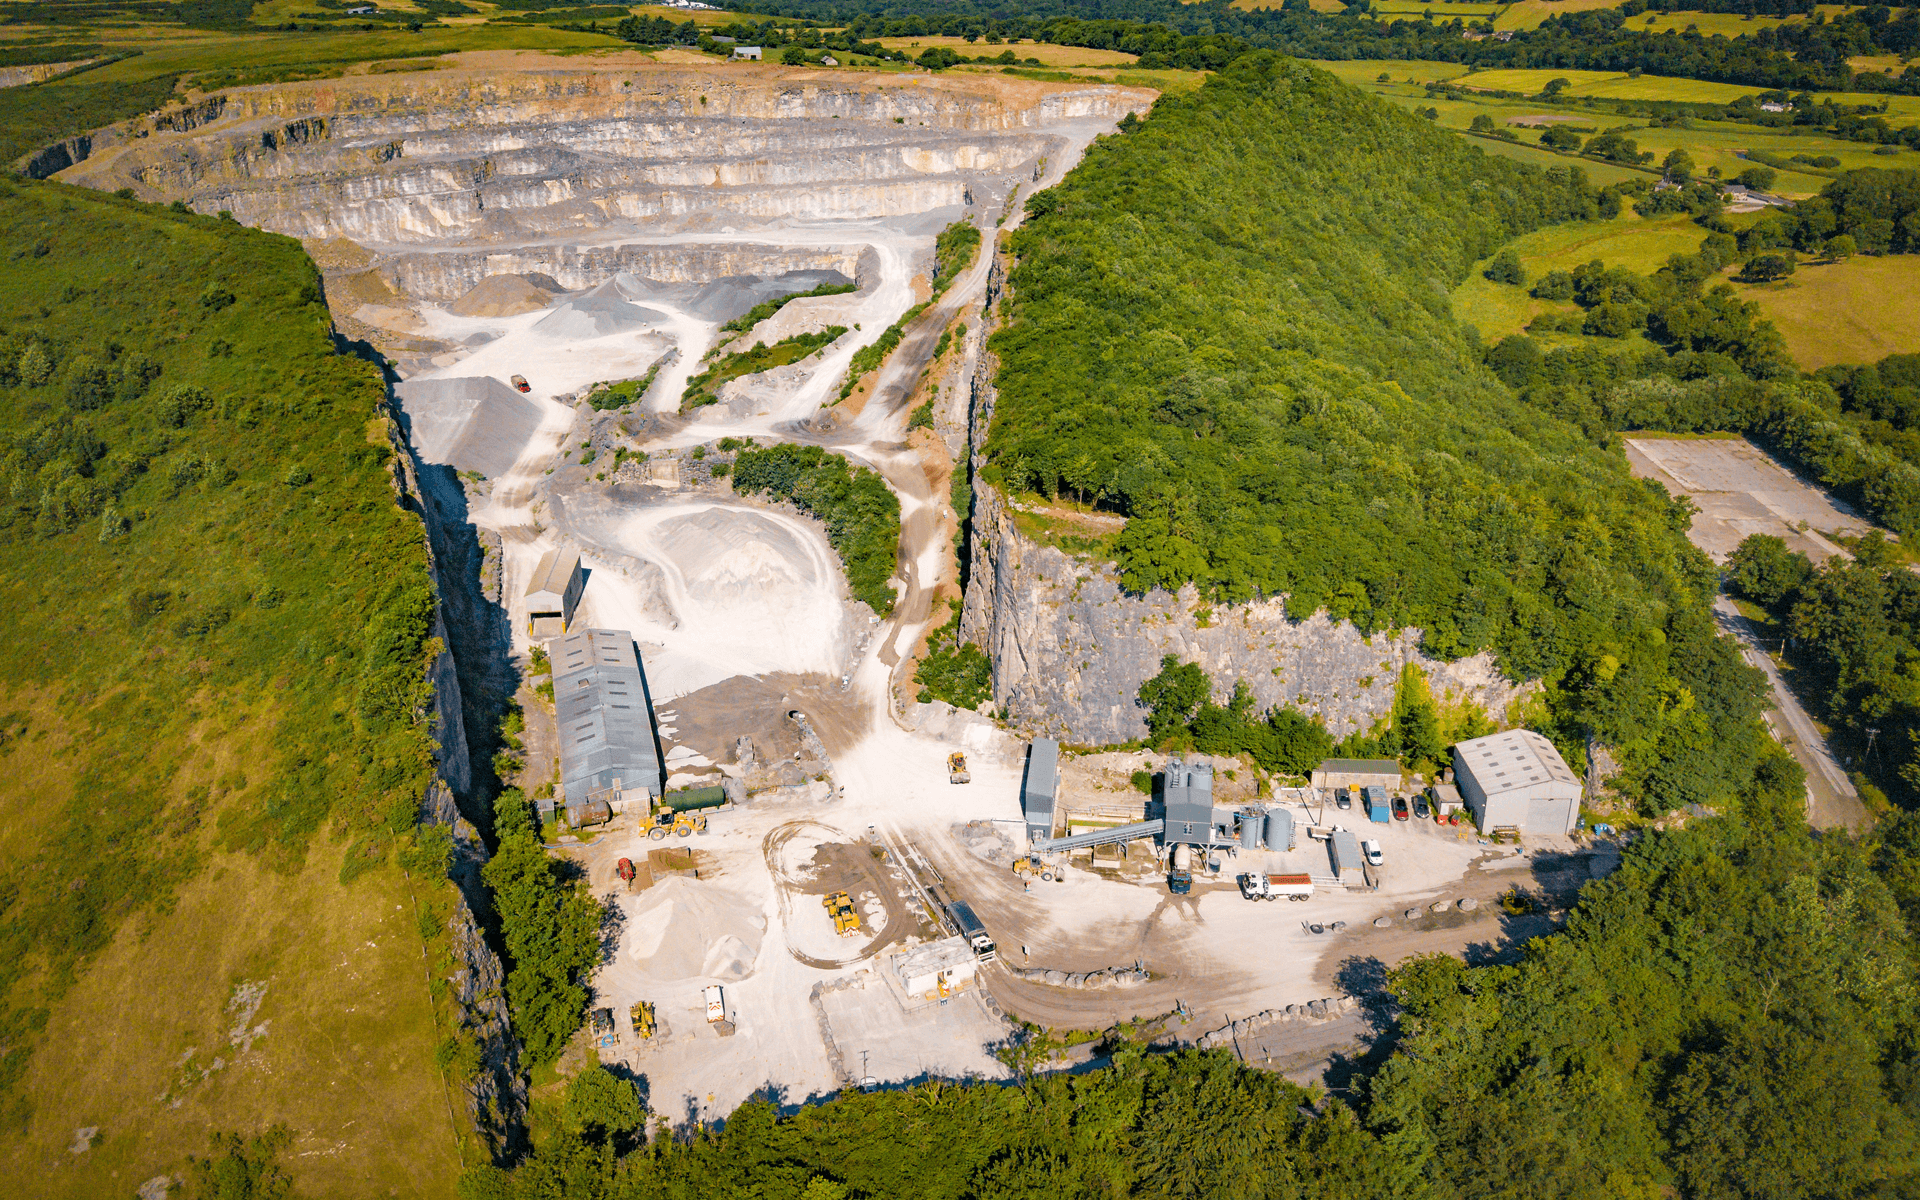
[552,628,663,803]
[1021,738,1059,839]
[1330,829,1362,875]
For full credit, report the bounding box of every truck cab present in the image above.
[1168,866,1192,895]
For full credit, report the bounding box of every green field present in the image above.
[1731,253,1920,370]
[1309,58,1472,86]
[1456,66,1920,119]
[1348,63,1913,196]
[1452,210,1710,344]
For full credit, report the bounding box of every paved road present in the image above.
[1712,594,1870,831]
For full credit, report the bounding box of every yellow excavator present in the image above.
[629,1001,657,1040]
[824,890,861,937]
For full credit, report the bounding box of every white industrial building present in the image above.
[525,546,584,637]
[1453,730,1582,836]
[892,937,977,999]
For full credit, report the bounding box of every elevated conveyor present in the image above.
[1032,819,1164,855]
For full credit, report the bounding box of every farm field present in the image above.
[1369,0,1505,15]
[1311,58,1472,86]
[875,36,1139,66]
[1496,0,1627,30]
[1461,128,1647,183]
[1455,66,1920,118]
[1452,211,1708,343]
[1730,254,1920,369]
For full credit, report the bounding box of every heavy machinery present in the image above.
[615,857,637,887]
[947,752,970,784]
[648,810,707,840]
[1239,873,1315,902]
[1011,855,1055,883]
[590,1007,617,1048]
[629,1001,656,1040]
[511,373,531,393]
[823,891,861,937]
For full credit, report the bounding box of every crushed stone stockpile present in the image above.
[446,272,564,317]
[623,876,766,985]
[392,375,545,479]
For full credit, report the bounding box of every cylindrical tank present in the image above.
[1171,844,1192,870]
[1266,808,1294,852]
[1240,810,1262,850]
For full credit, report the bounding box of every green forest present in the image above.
[978,53,1762,814]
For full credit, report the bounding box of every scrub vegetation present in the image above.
[912,600,992,709]
[719,280,857,334]
[731,444,902,615]
[681,327,847,412]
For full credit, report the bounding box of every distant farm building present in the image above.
[1453,730,1582,835]
[550,628,663,816]
[733,45,763,60]
[1311,758,1402,793]
[526,546,584,637]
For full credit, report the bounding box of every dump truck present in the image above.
[1239,873,1315,902]
[615,857,637,886]
[511,373,531,393]
[824,891,861,937]
[946,900,997,962]
[629,1001,656,1040]
[703,985,726,1023]
[947,752,970,784]
[648,810,707,840]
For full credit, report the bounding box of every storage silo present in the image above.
[1240,809,1262,850]
[1265,807,1295,852]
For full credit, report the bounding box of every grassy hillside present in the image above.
[0,179,463,1194]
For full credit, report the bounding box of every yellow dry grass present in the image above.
[1309,58,1473,86]
[1496,0,1636,30]
[1731,255,1920,370]
[874,36,1138,67]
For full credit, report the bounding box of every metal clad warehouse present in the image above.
[551,628,663,814]
[526,546,584,637]
[1453,729,1582,835]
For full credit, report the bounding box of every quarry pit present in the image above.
[54,57,1595,1124]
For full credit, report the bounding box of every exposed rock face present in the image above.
[61,67,1152,246]
[958,254,1525,747]
[386,416,527,1160]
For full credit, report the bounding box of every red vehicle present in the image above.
[1391,795,1410,821]
[511,373,531,393]
[616,857,636,885]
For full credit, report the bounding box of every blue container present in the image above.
[1363,785,1391,824]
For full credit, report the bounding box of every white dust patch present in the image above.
[579,503,854,700]
[622,876,766,986]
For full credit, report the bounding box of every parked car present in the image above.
[1413,795,1430,820]
[1336,790,1352,810]
[1362,839,1384,867]
[1392,794,1410,821]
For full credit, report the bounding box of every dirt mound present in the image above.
[446,273,564,317]
[531,294,663,338]
[392,375,544,478]
[623,876,765,986]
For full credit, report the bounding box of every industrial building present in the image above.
[1311,758,1403,792]
[526,546,585,637]
[1021,738,1059,843]
[893,937,978,999]
[549,628,663,817]
[1453,729,1582,835]
[1162,758,1233,847]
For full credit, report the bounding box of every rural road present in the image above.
[1712,594,1870,831]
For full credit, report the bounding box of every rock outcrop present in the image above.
[958,253,1527,746]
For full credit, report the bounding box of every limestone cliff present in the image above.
[59,67,1153,245]
[958,254,1524,747]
